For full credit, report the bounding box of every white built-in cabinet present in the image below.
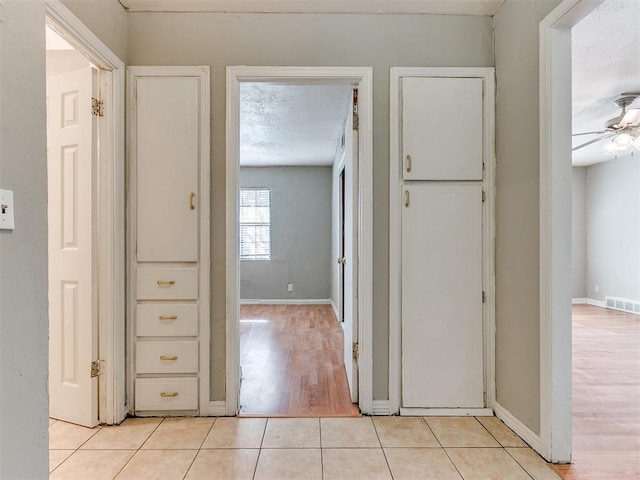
[392,69,495,413]
[127,67,210,415]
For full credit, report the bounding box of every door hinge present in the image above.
[352,88,359,131]
[352,342,359,361]
[482,190,486,203]
[482,291,486,303]
[91,360,104,378]
[91,97,105,117]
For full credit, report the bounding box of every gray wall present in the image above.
[0,1,49,477]
[61,0,128,62]
[240,167,332,300]
[586,157,640,302]
[127,12,494,401]
[494,0,561,435]
[572,167,587,298]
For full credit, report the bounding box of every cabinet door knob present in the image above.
[159,315,178,321]
[160,355,178,361]
[157,280,175,286]
[160,392,179,398]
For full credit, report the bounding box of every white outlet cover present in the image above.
[0,189,15,230]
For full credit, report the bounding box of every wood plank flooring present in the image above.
[239,304,360,417]
[551,305,640,479]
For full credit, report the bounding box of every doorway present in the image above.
[45,3,126,427]
[226,67,374,416]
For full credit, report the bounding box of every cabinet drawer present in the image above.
[136,340,198,374]
[137,266,198,300]
[137,304,198,337]
[135,377,198,411]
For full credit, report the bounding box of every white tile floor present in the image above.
[48,416,562,479]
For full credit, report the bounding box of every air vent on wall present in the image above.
[605,296,640,316]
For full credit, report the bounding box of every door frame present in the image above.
[45,0,126,425]
[225,66,374,415]
[388,67,496,416]
[539,0,605,462]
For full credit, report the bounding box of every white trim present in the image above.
[240,299,331,305]
[45,0,126,425]
[571,298,587,304]
[400,408,493,417]
[126,66,211,417]
[539,0,604,463]
[586,298,606,308]
[330,299,339,320]
[494,402,542,452]
[372,400,391,416]
[207,401,229,416]
[226,66,374,416]
[389,67,496,415]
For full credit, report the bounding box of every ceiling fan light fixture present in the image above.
[611,132,634,150]
[603,140,619,156]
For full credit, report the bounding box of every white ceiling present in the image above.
[572,0,640,166]
[119,0,504,15]
[46,25,74,50]
[240,83,352,167]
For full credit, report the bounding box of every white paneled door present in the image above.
[401,184,484,408]
[48,67,99,427]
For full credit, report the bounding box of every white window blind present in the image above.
[240,188,271,260]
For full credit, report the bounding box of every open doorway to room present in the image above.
[45,2,126,439]
[226,67,374,417]
[237,83,358,416]
[549,0,640,476]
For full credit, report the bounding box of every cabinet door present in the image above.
[135,76,200,262]
[401,184,483,408]
[402,77,483,180]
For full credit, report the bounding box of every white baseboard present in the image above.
[400,407,493,417]
[571,298,587,304]
[372,400,391,415]
[586,298,606,308]
[240,299,331,305]
[494,402,541,452]
[206,401,230,416]
[330,299,339,320]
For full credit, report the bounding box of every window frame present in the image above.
[239,187,272,261]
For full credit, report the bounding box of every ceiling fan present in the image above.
[572,92,640,154]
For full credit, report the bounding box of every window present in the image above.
[240,188,271,260]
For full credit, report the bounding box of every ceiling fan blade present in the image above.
[572,130,608,136]
[620,108,640,127]
[572,132,616,151]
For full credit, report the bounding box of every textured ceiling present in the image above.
[572,0,640,166]
[240,83,352,167]
[119,0,504,15]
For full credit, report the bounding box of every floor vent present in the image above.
[605,296,640,316]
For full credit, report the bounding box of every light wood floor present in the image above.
[551,305,640,479]
[239,304,360,417]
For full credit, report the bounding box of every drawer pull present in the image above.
[159,315,178,321]
[157,280,175,286]
[160,355,178,361]
[190,192,196,210]
[160,391,179,398]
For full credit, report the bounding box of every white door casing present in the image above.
[342,97,359,402]
[48,66,99,427]
[401,184,484,408]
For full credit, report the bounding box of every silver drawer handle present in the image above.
[160,355,178,361]
[160,391,179,398]
[159,315,178,321]
[157,280,175,286]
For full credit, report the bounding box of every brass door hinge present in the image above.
[352,88,359,131]
[90,360,104,378]
[352,342,359,361]
[91,97,105,117]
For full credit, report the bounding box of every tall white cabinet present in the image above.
[390,68,495,414]
[127,67,210,415]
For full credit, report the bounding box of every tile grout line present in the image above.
[48,418,104,475]
[423,417,465,480]
[111,417,167,479]
[370,417,395,479]
[182,417,218,480]
[504,448,541,480]
[251,417,270,480]
[319,418,324,480]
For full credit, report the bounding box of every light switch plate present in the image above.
[0,189,15,230]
